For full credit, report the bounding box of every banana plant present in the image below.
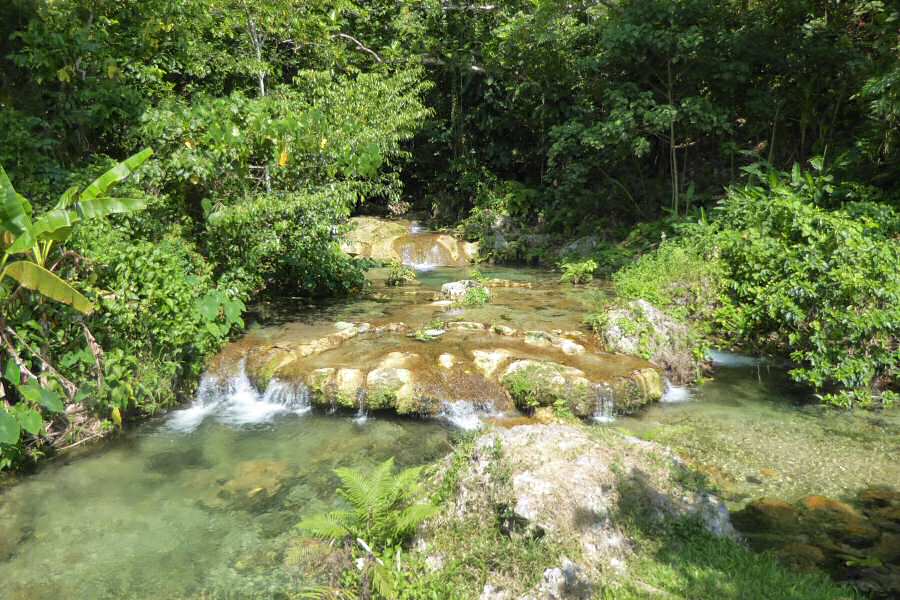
[0,148,153,314]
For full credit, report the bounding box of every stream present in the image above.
[1,221,898,599]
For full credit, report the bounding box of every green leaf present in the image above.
[0,409,19,445]
[16,408,42,435]
[196,293,221,321]
[4,359,20,386]
[0,166,33,239]
[79,148,153,202]
[74,196,147,220]
[55,185,81,210]
[1,261,94,314]
[32,208,78,242]
[38,387,64,413]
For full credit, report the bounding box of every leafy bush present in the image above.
[141,70,430,212]
[559,258,598,284]
[612,242,725,326]
[386,261,416,287]
[206,187,365,297]
[709,172,899,406]
[612,166,900,406]
[455,286,491,307]
[73,222,244,414]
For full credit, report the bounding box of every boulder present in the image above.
[441,280,487,300]
[335,368,365,407]
[366,367,415,412]
[524,559,593,600]
[600,300,701,384]
[472,349,514,378]
[447,424,735,579]
[500,360,594,416]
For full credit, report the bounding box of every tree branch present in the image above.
[334,33,383,63]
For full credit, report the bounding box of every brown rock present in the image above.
[800,495,880,547]
[731,498,802,533]
[777,543,828,571]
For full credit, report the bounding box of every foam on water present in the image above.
[661,380,692,403]
[167,361,310,433]
[440,400,494,430]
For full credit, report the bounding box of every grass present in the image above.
[600,518,859,600]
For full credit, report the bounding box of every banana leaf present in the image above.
[1,261,94,314]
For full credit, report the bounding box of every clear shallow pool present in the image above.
[2,263,898,598]
[616,359,900,506]
[0,413,450,599]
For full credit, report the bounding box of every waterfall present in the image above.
[661,378,692,403]
[592,383,616,423]
[439,400,503,430]
[167,360,310,433]
[353,388,368,424]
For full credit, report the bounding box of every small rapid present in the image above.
[167,361,310,433]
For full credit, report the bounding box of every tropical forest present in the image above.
[0,0,898,598]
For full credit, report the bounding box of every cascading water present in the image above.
[439,400,502,430]
[661,378,692,403]
[397,238,450,271]
[592,383,616,423]
[167,360,310,432]
[353,388,368,424]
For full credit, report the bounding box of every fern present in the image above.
[297,458,436,551]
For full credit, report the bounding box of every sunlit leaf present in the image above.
[17,408,42,435]
[0,409,19,445]
[1,261,94,314]
[74,196,147,220]
[79,148,153,202]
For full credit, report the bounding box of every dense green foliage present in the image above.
[0,0,431,468]
[0,0,896,447]
[610,164,900,406]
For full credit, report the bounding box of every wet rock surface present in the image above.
[236,318,662,422]
[341,216,478,267]
[732,486,900,598]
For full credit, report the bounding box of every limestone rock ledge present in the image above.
[425,423,735,599]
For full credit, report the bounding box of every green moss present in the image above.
[366,388,397,410]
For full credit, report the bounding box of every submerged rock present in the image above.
[600,300,702,384]
[732,487,900,597]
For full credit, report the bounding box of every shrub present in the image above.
[386,261,416,286]
[708,174,900,406]
[73,222,244,414]
[611,166,900,406]
[455,286,491,307]
[206,187,365,297]
[612,241,725,326]
[559,258,598,284]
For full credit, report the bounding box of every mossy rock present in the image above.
[500,360,590,415]
[366,367,414,412]
[610,368,664,414]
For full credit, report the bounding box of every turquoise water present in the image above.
[0,414,450,599]
[2,263,898,598]
[617,355,900,506]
